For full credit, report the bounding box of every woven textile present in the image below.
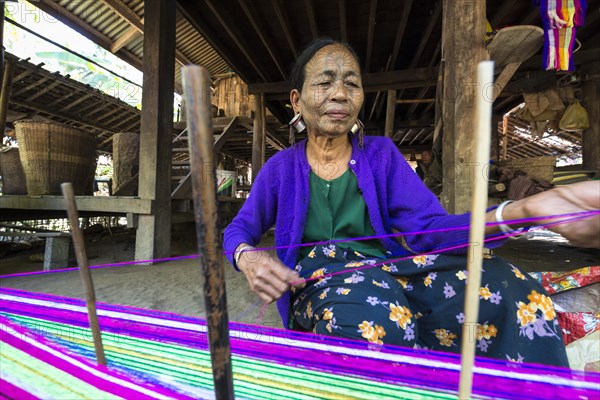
[1,287,598,399]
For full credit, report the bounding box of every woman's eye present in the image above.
[318,81,332,86]
[345,82,359,88]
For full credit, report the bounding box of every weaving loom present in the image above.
[1,287,599,399]
[2,65,599,399]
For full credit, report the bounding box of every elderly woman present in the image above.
[224,38,599,367]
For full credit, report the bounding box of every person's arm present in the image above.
[485,181,599,248]
[223,156,303,303]
[386,141,599,251]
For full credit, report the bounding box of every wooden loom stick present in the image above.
[181,66,234,398]
[60,182,106,365]
[458,61,494,399]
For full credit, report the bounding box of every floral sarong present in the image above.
[291,244,569,367]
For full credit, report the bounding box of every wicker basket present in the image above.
[497,156,556,182]
[0,147,27,195]
[14,120,97,195]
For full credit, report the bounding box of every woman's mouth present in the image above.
[325,110,350,120]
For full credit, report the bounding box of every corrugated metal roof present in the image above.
[47,0,231,92]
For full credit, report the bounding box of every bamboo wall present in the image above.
[212,73,255,118]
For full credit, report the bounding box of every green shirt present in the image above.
[299,168,387,260]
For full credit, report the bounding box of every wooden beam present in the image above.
[408,42,441,116]
[10,99,116,134]
[408,128,426,145]
[110,112,139,130]
[265,131,285,150]
[492,62,521,101]
[384,90,396,137]
[0,195,153,214]
[273,0,298,59]
[238,0,287,79]
[110,25,141,53]
[101,0,190,66]
[397,1,441,101]
[25,77,62,102]
[365,0,378,73]
[12,68,37,82]
[305,0,319,40]
[46,91,90,108]
[249,68,437,94]
[368,0,412,122]
[213,116,239,152]
[102,0,144,30]
[338,0,347,42]
[252,93,265,181]
[135,0,176,262]
[12,77,50,97]
[391,0,413,69]
[397,98,435,104]
[204,0,268,81]
[35,0,143,71]
[58,93,95,113]
[398,129,413,145]
[412,1,441,69]
[14,55,141,112]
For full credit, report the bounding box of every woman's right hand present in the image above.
[236,244,304,304]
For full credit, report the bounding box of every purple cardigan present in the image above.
[224,134,475,327]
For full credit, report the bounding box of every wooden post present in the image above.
[252,93,265,182]
[490,115,502,161]
[0,59,15,140]
[61,182,107,366]
[182,65,234,399]
[134,0,175,262]
[1,5,4,91]
[440,0,487,213]
[581,61,600,176]
[384,90,396,138]
[458,61,493,399]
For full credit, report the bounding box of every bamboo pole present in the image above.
[458,61,494,399]
[181,65,234,399]
[60,182,106,365]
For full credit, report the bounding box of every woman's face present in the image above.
[291,44,364,138]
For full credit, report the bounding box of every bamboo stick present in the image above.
[458,61,494,399]
[60,182,106,365]
[181,65,234,399]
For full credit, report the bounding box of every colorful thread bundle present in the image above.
[1,287,598,399]
[538,0,587,71]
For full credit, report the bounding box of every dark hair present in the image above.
[289,37,360,92]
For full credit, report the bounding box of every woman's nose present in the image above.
[330,81,348,101]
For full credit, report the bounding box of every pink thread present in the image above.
[1,210,596,280]
[256,302,269,325]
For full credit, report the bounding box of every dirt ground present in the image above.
[1,222,598,330]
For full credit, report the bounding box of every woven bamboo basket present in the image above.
[0,147,27,195]
[14,121,97,195]
[497,156,556,182]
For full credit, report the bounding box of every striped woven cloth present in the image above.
[539,0,587,71]
[1,287,598,399]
